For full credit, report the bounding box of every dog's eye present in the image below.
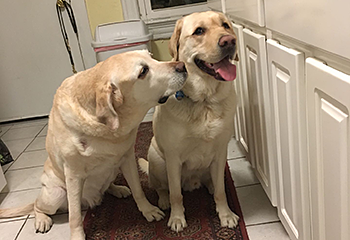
[138,65,149,79]
[193,27,205,36]
[223,22,230,29]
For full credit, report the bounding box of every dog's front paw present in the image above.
[108,184,131,198]
[219,210,239,228]
[142,205,165,222]
[167,214,187,232]
[35,213,53,233]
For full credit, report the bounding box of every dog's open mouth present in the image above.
[194,55,236,81]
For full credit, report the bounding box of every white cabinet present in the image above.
[306,58,350,240]
[265,0,350,59]
[225,0,265,27]
[267,40,310,240]
[232,23,251,154]
[243,29,277,206]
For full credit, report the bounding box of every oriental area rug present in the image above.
[83,122,249,240]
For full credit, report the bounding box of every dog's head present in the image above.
[169,11,238,82]
[96,50,187,130]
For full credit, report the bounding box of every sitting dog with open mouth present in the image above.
[0,50,187,240]
[139,11,240,232]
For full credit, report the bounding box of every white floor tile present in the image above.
[2,138,33,161]
[26,137,46,152]
[0,219,26,240]
[0,125,12,137]
[3,167,43,193]
[1,126,43,141]
[227,138,246,160]
[0,189,41,223]
[228,158,259,187]
[142,113,153,122]
[11,118,48,129]
[9,150,47,170]
[236,184,279,226]
[247,222,291,240]
[17,214,71,240]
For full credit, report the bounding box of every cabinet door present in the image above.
[243,29,277,205]
[267,40,310,240]
[306,58,350,240]
[232,23,251,154]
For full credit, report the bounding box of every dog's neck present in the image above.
[181,74,234,103]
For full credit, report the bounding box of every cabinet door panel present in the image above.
[306,58,350,240]
[232,23,250,154]
[243,29,277,205]
[267,40,310,240]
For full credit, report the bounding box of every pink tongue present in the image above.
[212,58,236,81]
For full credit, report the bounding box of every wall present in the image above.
[84,0,124,37]
[84,0,171,61]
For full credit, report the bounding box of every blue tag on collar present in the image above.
[175,90,185,100]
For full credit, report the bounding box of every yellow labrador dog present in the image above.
[139,11,239,232]
[0,50,187,240]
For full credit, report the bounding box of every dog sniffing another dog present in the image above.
[0,10,239,239]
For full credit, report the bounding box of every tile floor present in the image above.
[0,115,290,240]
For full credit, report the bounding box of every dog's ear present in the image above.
[234,54,239,61]
[96,82,123,130]
[169,18,183,61]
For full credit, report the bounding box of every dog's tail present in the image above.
[0,203,34,218]
[138,158,149,175]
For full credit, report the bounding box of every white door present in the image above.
[306,58,350,240]
[232,23,251,155]
[267,40,310,240]
[0,0,96,122]
[243,29,277,205]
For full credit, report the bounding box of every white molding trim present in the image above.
[121,0,140,20]
[121,0,210,40]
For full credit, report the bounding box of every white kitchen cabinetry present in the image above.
[267,40,310,240]
[306,58,350,240]
[232,23,251,155]
[243,29,277,206]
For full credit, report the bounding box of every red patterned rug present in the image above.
[83,122,249,240]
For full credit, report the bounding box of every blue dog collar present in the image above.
[175,90,186,100]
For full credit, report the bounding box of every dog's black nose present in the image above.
[175,62,187,73]
[218,35,236,48]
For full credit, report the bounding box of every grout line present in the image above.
[1,187,42,195]
[8,164,45,172]
[227,156,246,161]
[235,183,261,189]
[245,220,281,227]
[14,215,29,240]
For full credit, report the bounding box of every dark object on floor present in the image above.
[0,139,14,166]
[83,122,249,240]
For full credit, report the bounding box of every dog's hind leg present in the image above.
[34,172,67,233]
